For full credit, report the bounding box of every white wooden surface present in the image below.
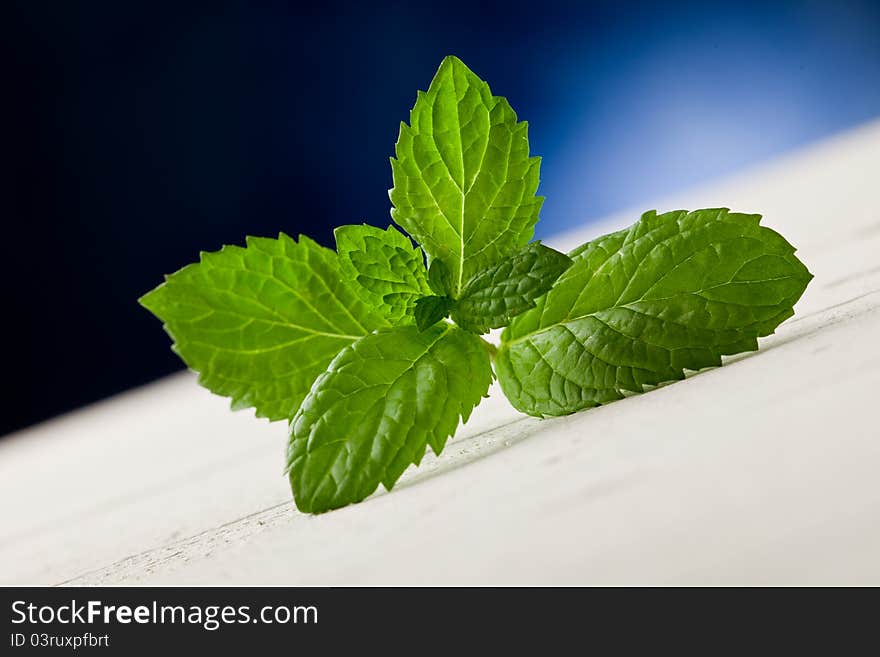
[2,120,879,586]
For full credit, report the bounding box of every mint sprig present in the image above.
[141,56,812,513]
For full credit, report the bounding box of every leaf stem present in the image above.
[481,337,498,361]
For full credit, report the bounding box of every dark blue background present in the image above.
[6,0,880,435]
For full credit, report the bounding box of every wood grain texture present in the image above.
[2,119,879,585]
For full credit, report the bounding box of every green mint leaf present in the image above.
[427,258,453,296]
[414,295,453,331]
[496,209,813,417]
[390,55,543,298]
[450,241,572,334]
[139,234,388,421]
[287,324,493,513]
[334,224,431,325]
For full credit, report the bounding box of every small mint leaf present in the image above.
[335,224,431,325]
[287,324,492,513]
[497,209,813,417]
[414,295,452,331]
[427,259,453,297]
[451,241,572,334]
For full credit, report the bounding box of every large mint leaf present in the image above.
[139,234,388,421]
[497,209,813,417]
[451,241,572,334]
[335,224,431,325]
[287,324,492,513]
[389,55,543,298]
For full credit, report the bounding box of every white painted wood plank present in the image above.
[65,292,880,585]
[2,119,878,585]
